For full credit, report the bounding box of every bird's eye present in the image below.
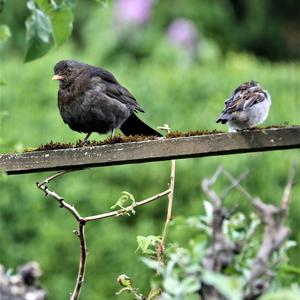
[67,67,72,73]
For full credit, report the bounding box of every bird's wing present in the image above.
[88,66,120,84]
[222,91,266,114]
[242,92,266,109]
[90,68,145,113]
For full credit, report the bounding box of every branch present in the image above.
[220,170,250,200]
[280,161,297,221]
[200,168,244,300]
[161,159,176,245]
[37,182,83,222]
[245,163,298,300]
[199,165,298,300]
[84,189,171,222]
[36,169,171,300]
[201,168,242,272]
[156,124,177,264]
[221,168,253,201]
[71,223,87,300]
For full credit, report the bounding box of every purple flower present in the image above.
[114,0,154,25]
[167,18,199,48]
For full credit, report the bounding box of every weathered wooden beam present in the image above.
[0,127,299,175]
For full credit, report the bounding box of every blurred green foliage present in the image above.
[0,1,300,300]
[24,0,74,62]
[134,198,300,299]
[1,0,300,61]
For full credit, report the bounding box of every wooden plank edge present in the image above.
[1,127,299,175]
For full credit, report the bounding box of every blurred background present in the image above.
[0,0,299,299]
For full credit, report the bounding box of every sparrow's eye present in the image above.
[67,67,72,73]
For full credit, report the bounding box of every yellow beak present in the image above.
[52,74,64,80]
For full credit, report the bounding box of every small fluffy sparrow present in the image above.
[216,81,271,132]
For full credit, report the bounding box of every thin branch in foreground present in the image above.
[37,169,75,187]
[37,182,83,222]
[157,124,177,263]
[36,168,172,300]
[84,189,171,222]
[161,159,176,245]
[71,223,87,300]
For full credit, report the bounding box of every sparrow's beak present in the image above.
[52,74,64,80]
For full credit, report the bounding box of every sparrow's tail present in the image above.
[216,113,231,124]
[120,113,162,137]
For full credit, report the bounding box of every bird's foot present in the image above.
[82,133,92,145]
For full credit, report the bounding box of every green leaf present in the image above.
[179,276,201,294]
[136,235,161,254]
[111,191,135,209]
[163,277,180,295]
[0,24,11,44]
[278,264,300,275]
[147,288,162,300]
[35,0,54,13]
[25,0,74,60]
[140,257,162,272]
[202,271,244,300]
[25,1,53,62]
[117,274,133,288]
[35,0,73,47]
[50,6,73,47]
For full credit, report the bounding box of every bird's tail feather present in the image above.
[120,113,162,137]
[216,113,231,124]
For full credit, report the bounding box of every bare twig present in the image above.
[161,159,176,245]
[244,197,290,300]
[201,169,241,272]
[157,124,177,263]
[36,168,172,300]
[245,163,298,300]
[280,161,297,221]
[200,165,297,300]
[71,223,87,300]
[222,168,253,201]
[220,170,250,200]
[201,168,243,300]
[37,169,75,187]
[37,182,83,221]
[209,166,224,185]
[84,189,171,222]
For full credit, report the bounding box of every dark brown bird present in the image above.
[52,60,161,141]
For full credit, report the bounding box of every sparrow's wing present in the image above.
[89,68,145,113]
[216,81,266,124]
[242,92,266,109]
[222,90,265,114]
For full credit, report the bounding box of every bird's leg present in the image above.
[83,132,92,143]
[111,129,115,139]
